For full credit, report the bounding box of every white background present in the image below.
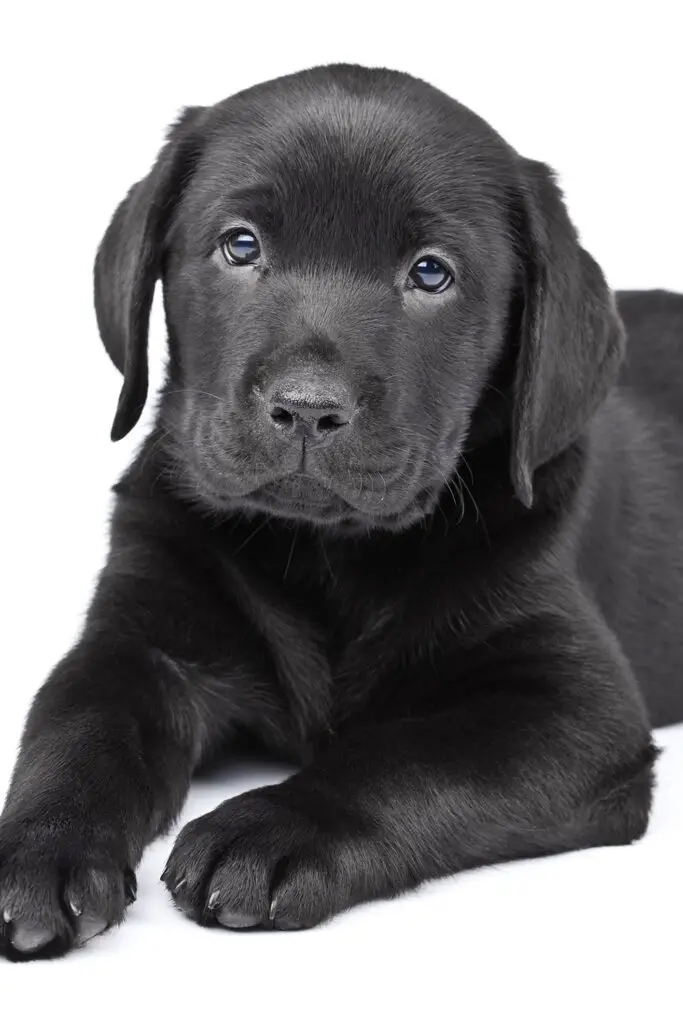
[1,1,682,1019]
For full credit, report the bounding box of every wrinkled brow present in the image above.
[172,183,282,255]
[173,177,480,268]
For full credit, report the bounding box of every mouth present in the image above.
[249,476,350,521]
[178,438,444,530]
[231,469,442,531]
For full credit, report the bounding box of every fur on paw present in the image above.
[162,786,365,931]
[0,818,136,962]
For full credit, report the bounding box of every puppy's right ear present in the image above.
[94,106,206,441]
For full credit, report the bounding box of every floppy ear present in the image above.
[510,158,625,506]
[94,106,206,440]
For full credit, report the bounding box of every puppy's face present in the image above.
[96,67,623,527]
[160,74,517,528]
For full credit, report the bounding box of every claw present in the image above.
[207,889,221,910]
[2,909,11,924]
[268,896,301,929]
[69,899,83,917]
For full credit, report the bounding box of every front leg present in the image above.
[164,613,656,930]
[0,640,197,961]
[0,520,277,961]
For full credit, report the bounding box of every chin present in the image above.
[180,456,447,533]
[239,478,351,525]
[235,476,444,533]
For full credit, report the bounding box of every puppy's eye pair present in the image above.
[221,229,261,266]
[408,257,452,294]
[220,230,451,294]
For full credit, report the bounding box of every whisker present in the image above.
[319,538,337,585]
[164,387,227,405]
[454,466,491,548]
[233,518,269,555]
[283,526,299,580]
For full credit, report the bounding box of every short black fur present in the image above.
[1,64,681,960]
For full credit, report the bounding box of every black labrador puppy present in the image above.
[1,64,682,961]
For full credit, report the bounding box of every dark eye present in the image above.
[221,229,261,266]
[408,256,452,293]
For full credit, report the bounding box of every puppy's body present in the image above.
[1,65,681,961]
[585,290,683,726]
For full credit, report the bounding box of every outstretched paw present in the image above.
[163,787,365,931]
[0,817,136,962]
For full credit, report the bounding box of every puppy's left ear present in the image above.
[94,106,206,441]
[510,158,625,506]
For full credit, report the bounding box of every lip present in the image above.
[243,466,437,527]
[183,460,441,531]
[180,438,439,527]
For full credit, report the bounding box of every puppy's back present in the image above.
[616,290,683,425]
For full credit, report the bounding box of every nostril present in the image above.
[264,383,355,442]
[317,412,349,433]
[269,406,295,427]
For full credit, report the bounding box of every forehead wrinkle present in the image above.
[174,169,281,253]
[206,184,280,251]
[175,156,494,271]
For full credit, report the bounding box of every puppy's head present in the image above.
[95,65,623,529]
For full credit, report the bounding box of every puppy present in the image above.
[1,64,682,961]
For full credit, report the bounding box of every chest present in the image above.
[227,538,471,753]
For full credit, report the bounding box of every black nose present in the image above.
[265,379,355,445]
